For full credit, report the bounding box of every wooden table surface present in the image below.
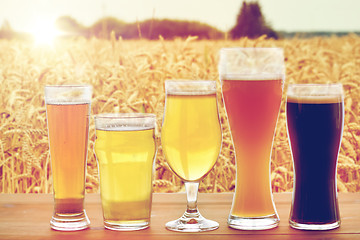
[0,193,359,239]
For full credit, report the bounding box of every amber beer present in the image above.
[287,84,343,230]
[219,48,284,230]
[45,85,91,231]
[94,113,156,231]
[222,78,282,215]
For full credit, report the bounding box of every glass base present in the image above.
[289,219,340,231]
[104,220,149,231]
[50,211,90,231]
[228,213,279,230]
[166,212,219,232]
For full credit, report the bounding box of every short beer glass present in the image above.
[219,48,284,230]
[287,84,344,230]
[94,113,156,231]
[45,85,91,231]
[161,80,222,232]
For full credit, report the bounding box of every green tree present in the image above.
[230,1,278,39]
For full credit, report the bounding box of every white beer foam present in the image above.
[220,73,284,81]
[97,126,155,131]
[94,113,156,131]
[218,48,285,79]
[45,85,92,104]
[287,84,344,104]
[165,80,217,95]
[46,101,90,105]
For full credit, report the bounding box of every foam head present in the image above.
[287,83,344,103]
[45,85,92,104]
[219,47,285,81]
[94,113,156,131]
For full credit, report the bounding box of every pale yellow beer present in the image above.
[161,93,221,182]
[94,113,156,231]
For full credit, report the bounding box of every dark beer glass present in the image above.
[286,83,344,230]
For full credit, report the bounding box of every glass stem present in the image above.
[185,182,200,217]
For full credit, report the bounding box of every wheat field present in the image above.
[0,34,359,194]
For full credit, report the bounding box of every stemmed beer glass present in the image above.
[161,80,222,232]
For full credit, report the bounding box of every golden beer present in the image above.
[161,93,221,181]
[161,80,221,232]
[45,85,91,231]
[94,113,156,231]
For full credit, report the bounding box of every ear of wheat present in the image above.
[1,35,359,193]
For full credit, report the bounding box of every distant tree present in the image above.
[0,20,14,39]
[56,16,88,37]
[139,19,224,40]
[90,17,127,39]
[230,1,278,39]
[50,16,225,40]
[1,20,12,32]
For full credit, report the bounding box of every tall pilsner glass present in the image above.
[161,80,222,232]
[287,84,343,230]
[219,48,284,230]
[45,85,91,231]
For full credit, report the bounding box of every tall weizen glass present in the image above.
[45,85,91,231]
[219,48,284,230]
[94,113,156,231]
[161,80,222,232]
[287,84,343,230]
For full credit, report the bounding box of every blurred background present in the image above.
[1,0,359,42]
[0,0,359,194]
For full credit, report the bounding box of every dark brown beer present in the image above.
[287,95,343,227]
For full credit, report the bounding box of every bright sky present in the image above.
[0,0,359,33]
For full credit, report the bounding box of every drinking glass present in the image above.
[45,85,91,231]
[161,80,222,232]
[286,84,344,230]
[219,48,284,230]
[94,113,157,231]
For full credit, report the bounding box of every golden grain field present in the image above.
[0,34,359,194]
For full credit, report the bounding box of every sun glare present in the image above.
[30,18,61,46]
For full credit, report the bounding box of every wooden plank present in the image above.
[0,193,359,239]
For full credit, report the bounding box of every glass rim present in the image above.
[45,84,92,88]
[287,83,344,95]
[165,80,217,95]
[219,47,285,77]
[45,84,92,104]
[220,47,284,52]
[94,112,156,120]
[288,83,343,87]
[94,113,156,131]
[165,79,216,84]
[220,73,284,81]
[287,83,344,103]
